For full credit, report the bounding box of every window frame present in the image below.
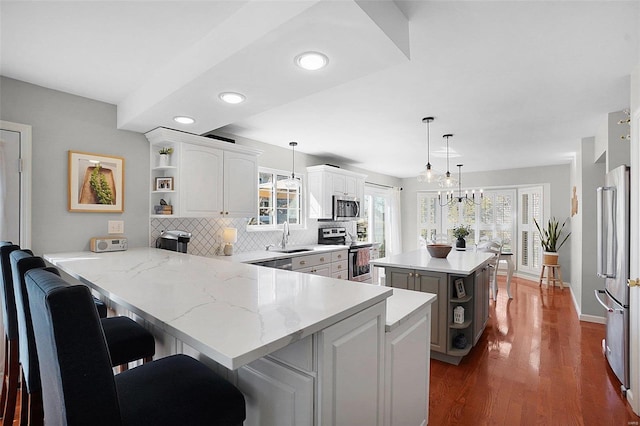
[247,166,305,231]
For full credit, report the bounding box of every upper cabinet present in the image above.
[307,165,366,219]
[146,128,261,218]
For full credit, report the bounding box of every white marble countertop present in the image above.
[370,248,493,275]
[44,248,392,370]
[385,288,437,332]
[218,244,348,264]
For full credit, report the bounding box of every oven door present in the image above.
[333,196,360,220]
[349,248,372,283]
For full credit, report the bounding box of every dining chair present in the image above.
[0,241,31,424]
[25,268,246,426]
[480,240,503,300]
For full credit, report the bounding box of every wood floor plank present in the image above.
[429,276,639,425]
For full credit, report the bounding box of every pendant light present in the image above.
[443,134,453,187]
[417,117,435,182]
[281,141,299,189]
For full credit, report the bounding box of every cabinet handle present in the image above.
[220,211,224,215]
[337,265,342,269]
[337,254,342,259]
[225,212,229,215]
[415,273,421,278]
[300,261,306,265]
[320,257,325,262]
[409,272,414,278]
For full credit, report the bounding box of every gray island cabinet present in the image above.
[371,249,493,365]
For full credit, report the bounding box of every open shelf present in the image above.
[449,319,472,329]
[450,295,472,303]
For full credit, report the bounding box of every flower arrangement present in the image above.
[158,147,174,155]
[534,217,570,252]
[452,224,471,239]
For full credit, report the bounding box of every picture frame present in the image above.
[454,278,466,299]
[68,151,124,213]
[155,177,174,191]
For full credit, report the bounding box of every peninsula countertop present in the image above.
[44,248,392,370]
[370,248,493,275]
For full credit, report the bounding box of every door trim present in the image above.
[0,120,32,248]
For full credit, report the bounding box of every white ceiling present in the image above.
[1,1,638,177]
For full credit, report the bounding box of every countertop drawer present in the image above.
[331,250,348,262]
[331,260,348,274]
[296,264,331,277]
[292,252,331,270]
[332,270,348,280]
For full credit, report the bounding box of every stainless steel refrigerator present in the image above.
[595,165,630,393]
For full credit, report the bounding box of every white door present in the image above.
[518,186,543,275]
[0,121,31,246]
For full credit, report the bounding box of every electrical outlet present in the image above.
[108,220,124,234]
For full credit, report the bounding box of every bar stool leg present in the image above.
[539,265,546,287]
[558,266,564,289]
[20,368,28,426]
[0,337,8,419]
[2,339,19,424]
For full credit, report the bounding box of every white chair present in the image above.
[481,240,503,300]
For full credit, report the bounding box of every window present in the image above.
[417,189,516,251]
[249,168,303,229]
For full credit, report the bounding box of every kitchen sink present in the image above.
[269,248,312,254]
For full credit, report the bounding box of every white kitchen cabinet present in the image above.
[146,127,261,218]
[237,357,314,426]
[307,165,367,219]
[316,301,386,426]
[384,307,431,426]
[291,249,348,280]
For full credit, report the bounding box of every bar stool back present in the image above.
[0,241,30,424]
[26,269,246,426]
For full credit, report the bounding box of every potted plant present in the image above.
[452,224,471,249]
[158,147,173,167]
[533,217,570,265]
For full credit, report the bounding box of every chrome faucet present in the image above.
[282,221,290,249]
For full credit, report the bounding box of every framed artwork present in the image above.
[155,177,174,191]
[454,278,466,299]
[68,151,124,212]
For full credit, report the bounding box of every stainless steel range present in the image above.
[318,227,372,283]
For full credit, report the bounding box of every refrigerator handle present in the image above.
[594,289,624,314]
[596,186,616,278]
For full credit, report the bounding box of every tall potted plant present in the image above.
[533,217,570,265]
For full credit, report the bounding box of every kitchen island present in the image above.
[45,248,435,426]
[371,248,493,365]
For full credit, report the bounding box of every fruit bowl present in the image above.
[427,244,452,258]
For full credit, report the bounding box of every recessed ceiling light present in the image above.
[295,51,329,71]
[173,116,195,124]
[219,92,246,104]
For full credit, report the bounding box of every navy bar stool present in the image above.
[10,251,157,425]
[0,242,31,424]
[25,269,246,426]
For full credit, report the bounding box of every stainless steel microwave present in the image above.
[333,195,360,220]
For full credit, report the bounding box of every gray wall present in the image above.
[401,163,572,282]
[1,77,150,255]
[0,78,400,256]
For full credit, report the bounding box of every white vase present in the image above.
[158,154,169,167]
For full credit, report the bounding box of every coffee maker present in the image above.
[157,230,191,253]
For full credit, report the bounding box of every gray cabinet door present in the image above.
[387,267,414,290]
[415,271,447,354]
[473,266,490,344]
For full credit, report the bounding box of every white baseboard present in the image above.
[580,314,606,324]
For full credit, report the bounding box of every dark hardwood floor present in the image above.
[430,275,639,425]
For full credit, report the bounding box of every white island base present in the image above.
[46,249,435,426]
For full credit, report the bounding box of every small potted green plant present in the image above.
[533,217,570,265]
[158,147,173,167]
[452,224,471,249]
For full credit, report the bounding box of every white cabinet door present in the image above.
[237,357,314,426]
[180,144,223,217]
[224,151,258,217]
[384,308,431,426]
[317,302,385,426]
